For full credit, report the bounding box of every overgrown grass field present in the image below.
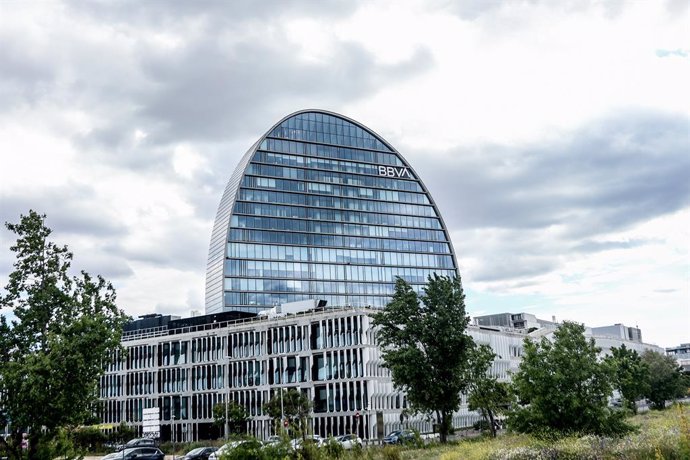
[339,404,689,460]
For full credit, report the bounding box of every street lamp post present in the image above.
[225,355,230,439]
[172,414,176,460]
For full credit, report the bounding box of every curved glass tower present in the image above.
[206,110,459,315]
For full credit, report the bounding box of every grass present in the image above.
[85,404,690,459]
[345,403,690,460]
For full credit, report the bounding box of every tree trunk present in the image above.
[439,411,450,443]
[28,431,40,460]
[487,409,497,438]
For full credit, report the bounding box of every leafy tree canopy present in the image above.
[466,344,513,437]
[604,345,649,414]
[263,389,313,438]
[508,321,632,437]
[0,211,129,460]
[213,401,250,436]
[642,350,687,410]
[372,274,475,443]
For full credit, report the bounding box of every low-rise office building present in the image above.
[666,343,690,373]
[99,306,663,442]
[100,306,528,442]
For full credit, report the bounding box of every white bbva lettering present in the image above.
[377,165,411,178]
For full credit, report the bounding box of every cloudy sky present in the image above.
[0,0,688,348]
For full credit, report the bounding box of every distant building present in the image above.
[591,324,642,343]
[666,343,690,373]
[473,312,662,358]
[473,312,557,331]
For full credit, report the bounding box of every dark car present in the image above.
[121,447,164,460]
[117,438,157,451]
[183,447,217,460]
[382,430,415,445]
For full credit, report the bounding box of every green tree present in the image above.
[262,389,313,439]
[0,211,128,460]
[642,350,686,410]
[213,401,250,436]
[509,321,631,437]
[604,345,649,414]
[466,344,512,437]
[372,275,475,443]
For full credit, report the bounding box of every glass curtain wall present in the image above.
[209,110,458,314]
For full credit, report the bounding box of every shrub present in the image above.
[297,439,325,460]
[381,445,401,460]
[72,426,107,451]
[221,439,265,460]
[322,436,344,458]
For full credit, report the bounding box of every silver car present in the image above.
[336,434,362,449]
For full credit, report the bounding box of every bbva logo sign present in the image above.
[378,165,412,179]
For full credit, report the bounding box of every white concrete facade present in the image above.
[98,308,660,442]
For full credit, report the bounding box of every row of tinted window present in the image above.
[277,112,390,149]
[253,151,411,179]
[242,176,429,205]
[261,138,402,166]
[231,215,448,241]
[271,114,390,152]
[247,164,421,192]
[226,291,391,309]
[234,202,442,230]
[225,278,421,296]
[238,189,437,218]
[229,229,451,253]
[225,259,456,284]
[227,243,454,268]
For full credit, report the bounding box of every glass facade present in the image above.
[206,110,459,314]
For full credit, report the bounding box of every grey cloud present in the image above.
[0,191,134,284]
[133,40,434,145]
[106,220,209,272]
[571,239,654,254]
[0,37,56,107]
[0,186,128,238]
[472,256,559,283]
[420,111,690,238]
[666,0,690,16]
[74,253,135,281]
[67,0,358,28]
[0,4,435,174]
[422,111,689,285]
[440,0,628,21]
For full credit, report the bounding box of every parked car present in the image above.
[263,435,281,446]
[116,438,157,451]
[290,434,324,450]
[383,430,415,445]
[336,434,362,449]
[101,453,123,460]
[121,447,164,460]
[208,441,250,460]
[182,447,217,460]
